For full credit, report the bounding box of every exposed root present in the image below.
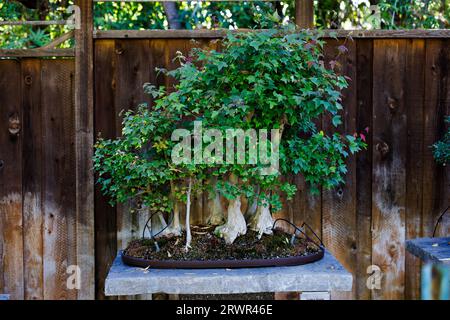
[163,182,182,238]
[215,197,247,244]
[162,201,182,237]
[248,199,273,238]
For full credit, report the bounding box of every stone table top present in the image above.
[105,250,353,296]
[406,237,450,266]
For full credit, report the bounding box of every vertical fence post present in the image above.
[74,0,95,300]
[295,0,314,28]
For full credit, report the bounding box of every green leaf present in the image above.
[332,115,342,127]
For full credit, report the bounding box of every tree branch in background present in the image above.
[163,2,182,29]
[274,1,284,20]
[13,0,49,20]
[14,0,38,9]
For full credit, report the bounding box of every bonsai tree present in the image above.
[168,26,365,241]
[94,25,366,249]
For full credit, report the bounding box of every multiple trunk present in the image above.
[144,179,275,246]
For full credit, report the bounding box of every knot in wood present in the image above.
[24,75,33,85]
[387,97,397,111]
[389,244,398,258]
[8,114,21,136]
[376,141,389,157]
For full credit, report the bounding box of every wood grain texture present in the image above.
[94,39,118,300]
[404,39,426,300]
[292,175,322,241]
[423,40,450,238]
[75,0,95,300]
[21,59,44,300]
[0,48,74,58]
[372,39,408,300]
[0,60,24,300]
[41,60,77,300]
[355,39,373,300]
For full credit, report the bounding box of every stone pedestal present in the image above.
[105,250,352,299]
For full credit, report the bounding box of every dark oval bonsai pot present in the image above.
[121,245,325,269]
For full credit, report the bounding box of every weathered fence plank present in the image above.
[94,39,118,300]
[372,39,408,300]
[21,59,44,300]
[404,39,426,300]
[74,0,95,300]
[41,60,77,300]
[0,60,24,300]
[423,40,450,239]
[355,38,373,300]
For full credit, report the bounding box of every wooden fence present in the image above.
[0,58,78,299]
[93,35,450,300]
[1,33,449,300]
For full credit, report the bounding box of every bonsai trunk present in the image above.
[206,177,225,225]
[214,174,247,244]
[150,211,168,238]
[246,117,284,237]
[163,183,182,237]
[185,177,193,251]
[244,185,260,220]
[163,201,182,237]
[248,197,273,238]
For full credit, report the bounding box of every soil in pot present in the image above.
[124,225,321,261]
